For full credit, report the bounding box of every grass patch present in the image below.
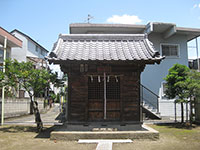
[149,123,200,142]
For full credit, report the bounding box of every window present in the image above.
[88,76,104,99]
[161,44,179,57]
[88,76,120,99]
[106,77,120,99]
[41,50,47,56]
[0,49,10,62]
[36,46,39,52]
[0,49,3,62]
[0,49,10,71]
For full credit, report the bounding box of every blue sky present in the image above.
[1,0,200,58]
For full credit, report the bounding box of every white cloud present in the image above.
[106,14,142,24]
[193,3,200,9]
[193,4,197,8]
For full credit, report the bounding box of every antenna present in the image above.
[86,14,94,23]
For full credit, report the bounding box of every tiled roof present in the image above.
[48,34,163,63]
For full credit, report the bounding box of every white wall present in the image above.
[1,98,45,118]
[27,40,39,58]
[27,40,47,59]
[141,33,188,96]
[159,99,189,117]
[11,31,47,62]
[11,31,27,62]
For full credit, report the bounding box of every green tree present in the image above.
[164,64,190,123]
[185,70,200,124]
[1,59,58,131]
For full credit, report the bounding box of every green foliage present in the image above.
[186,70,200,99]
[49,91,56,100]
[164,63,190,101]
[0,71,4,87]
[1,59,58,98]
[164,64,200,123]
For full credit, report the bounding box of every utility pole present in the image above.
[196,38,199,71]
[1,36,7,125]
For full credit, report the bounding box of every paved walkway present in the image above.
[4,103,61,125]
[78,139,132,150]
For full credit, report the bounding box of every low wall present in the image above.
[0,97,45,119]
[159,99,190,117]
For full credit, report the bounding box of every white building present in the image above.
[10,29,48,62]
[69,22,200,118]
[10,29,49,98]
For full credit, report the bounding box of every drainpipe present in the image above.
[1,36,7,125]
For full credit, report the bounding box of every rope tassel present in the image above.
[98,75,101,82]
[90,75,93,82]
[115,76,118,82]
[107,76,110,82]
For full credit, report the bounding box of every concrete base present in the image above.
[50,124,159,141]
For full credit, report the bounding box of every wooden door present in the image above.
[106,76,120,121]
[88,75,121,121]
[88,76,104,121]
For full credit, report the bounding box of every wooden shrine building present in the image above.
[48,34,163,125]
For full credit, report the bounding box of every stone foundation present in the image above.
[50,124,159,141]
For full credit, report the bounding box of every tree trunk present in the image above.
[30,95,43,132]
[30,100,34,114]
[181,102,184,123]
[186,102,188,122]
[190,96,194,126]
[175,102,177,122]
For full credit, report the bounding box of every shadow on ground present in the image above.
[0,125,37,133]
[0,124,60,139]
[155,122,199,129]
[35,126,59,139]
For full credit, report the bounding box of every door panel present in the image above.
[88,75,121,121]
[88,76,104,121]
[106,77,120,120]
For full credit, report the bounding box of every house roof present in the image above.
[70,23,146,34]
[70,22,200,41]
[0,27,22,48]
[11,29,49,52]
[48,34,163,64]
